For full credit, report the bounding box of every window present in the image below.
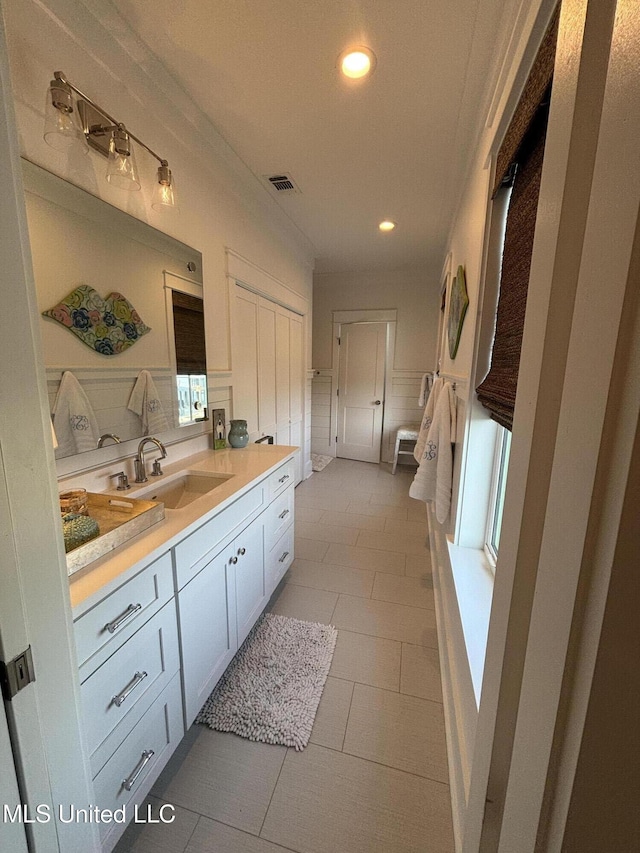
[485,424,512,569]
[172,290,208,424]
[177,374,208,425]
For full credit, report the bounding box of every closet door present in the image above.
[289,313,304,483]
[231,285,259,434]
[231,283,305,462]
[275,307,290,439]
[289,313,303,423]
[257,297,277,438]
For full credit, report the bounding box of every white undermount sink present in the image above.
[136,470,234,510]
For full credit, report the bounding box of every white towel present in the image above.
[51,371,100,457]
[418,372,433,407]
[127,370,169,434]
[409,381,457,523]
[413,377,444,463]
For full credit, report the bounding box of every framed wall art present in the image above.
[448,264,469,359]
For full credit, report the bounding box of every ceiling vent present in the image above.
[265,173,301,194]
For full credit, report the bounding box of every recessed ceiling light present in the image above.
[379,220,396,232]
[339,46,377,80]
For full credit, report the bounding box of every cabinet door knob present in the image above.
[237,547,246,556]
[229,556,238,565]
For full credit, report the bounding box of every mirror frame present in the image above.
[22,158,210,478]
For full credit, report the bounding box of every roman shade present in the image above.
[492,6,560,198]
[172,290,206,374]
[476,9,559,430]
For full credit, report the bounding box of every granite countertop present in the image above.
[69,444,297,614]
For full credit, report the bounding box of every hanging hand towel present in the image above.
[418,372,433,407]
[127,370,169,434]
[51,371,100,456]
[409,381,457,523]
[413,377,444,463]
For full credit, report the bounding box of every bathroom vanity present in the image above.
[68,444,296,851]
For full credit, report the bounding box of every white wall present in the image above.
[312,265,439,461]
[4,0,314,482]
[313,266,438,369]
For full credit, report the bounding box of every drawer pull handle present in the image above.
[122,749,155,792]
[105,603,142,634]
[279,551,290,563]
[112,671,148,708]
[278,509,290,520]
[237,547,246,556]
[229,556,238,565]
[278,474,290,484]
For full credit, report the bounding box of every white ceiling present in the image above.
[110,0,522,275]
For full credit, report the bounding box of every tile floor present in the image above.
[115,458,454,853]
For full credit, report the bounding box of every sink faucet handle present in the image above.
[110,471,131,491]
[151,458,164,477]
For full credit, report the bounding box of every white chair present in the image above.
[392,425,420,474]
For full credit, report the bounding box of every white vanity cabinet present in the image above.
[178,512,267,728]
[73,552,183,851]
[177,461,294,729]
[232,511,267,646]
[177,542,236,727]
[71,451,296,851]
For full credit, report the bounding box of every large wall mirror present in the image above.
[22,160,208,475]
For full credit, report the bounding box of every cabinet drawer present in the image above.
[266,524,294,593]
[81,602,180,777]
[268,458,295,500]
[264,485,294,552]
[93,673,182,843]
[74,552,173,674]
[174,483,265,589]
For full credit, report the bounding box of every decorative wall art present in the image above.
[42,284,151,355]
[448,265,469,359]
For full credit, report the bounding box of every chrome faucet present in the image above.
[134,437,167,483]
[97,433,121,448]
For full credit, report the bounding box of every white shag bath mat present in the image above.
[311,453,333,472]
[196,613,338,750]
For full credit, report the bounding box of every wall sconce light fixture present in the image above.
[44,71,178,211]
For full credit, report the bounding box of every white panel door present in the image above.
[288,313,303,478]
[337,322,387,463]
[0,701,27,853]
[289,419,303,484]
[257,296,277,437]
[289,313,303,422]
[231,285,259,434]
[275,308,290,437]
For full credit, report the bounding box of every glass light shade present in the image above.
[43,82,86,152]
[152,164,178,211]
[379,220,396,231]
[106,131,141,191]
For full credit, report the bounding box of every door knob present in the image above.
[374,400,381,405]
